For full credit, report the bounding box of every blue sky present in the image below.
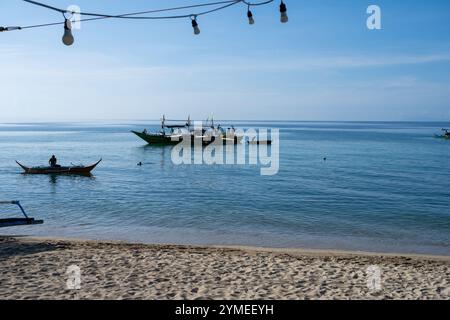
[1,0,450,121]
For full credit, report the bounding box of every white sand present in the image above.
[0,236,449,300]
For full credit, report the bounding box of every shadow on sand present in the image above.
[0,236,66,260]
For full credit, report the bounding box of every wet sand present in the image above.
[0,236,449,300]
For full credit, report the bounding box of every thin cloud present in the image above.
[190,53,450,72]
[2,49,450,77]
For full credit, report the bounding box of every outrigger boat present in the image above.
[0,201,43,228]
[132,115,243,146]
[16,159,102,175]
[131,115,189,145]
[435,128,450,139]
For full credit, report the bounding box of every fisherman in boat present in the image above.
[48,155,60,168]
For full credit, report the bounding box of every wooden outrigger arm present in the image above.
[0,201,44,228]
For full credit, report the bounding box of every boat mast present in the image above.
[161,115,166,135]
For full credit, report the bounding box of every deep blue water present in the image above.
[1,121,449,255]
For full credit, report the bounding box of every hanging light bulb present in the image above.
[247,8,255,25]
[280,1,288,23]
[62,19,74,46]
[191,17,200,35]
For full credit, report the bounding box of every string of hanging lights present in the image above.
[0,0,288,46]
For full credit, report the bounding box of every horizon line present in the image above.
[1,119,450,124]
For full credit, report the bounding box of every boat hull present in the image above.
[131,131,180,145]
[248,140,272,145]
[132,131,243,146]
[16,159,102,175]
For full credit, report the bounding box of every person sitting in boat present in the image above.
[49,155,60,168]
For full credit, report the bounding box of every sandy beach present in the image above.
[0,236,449,300]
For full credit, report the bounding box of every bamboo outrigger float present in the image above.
[0,201,43,228]
[16,159,102,175]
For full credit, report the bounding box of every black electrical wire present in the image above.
[2,0,276,31]
[23,0,242,18]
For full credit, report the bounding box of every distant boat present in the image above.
[16,159,102,175]
[132,115,192,146]
[132,115,243,146]
[248,137,272,145]
[434,128,450,140]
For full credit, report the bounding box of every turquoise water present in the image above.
[1,121,449,255]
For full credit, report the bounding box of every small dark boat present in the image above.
[16,159,102,175]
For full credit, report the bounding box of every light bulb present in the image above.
[247,10,255,25]
[62,29,74,46]
[280,1,288,23]
[62,19,74,46]
[192,19,200,35]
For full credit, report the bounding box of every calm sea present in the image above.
[1,121,449,255]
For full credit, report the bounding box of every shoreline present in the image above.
[14,236,450,261]
[1,236,449,299]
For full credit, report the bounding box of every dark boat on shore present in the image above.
[16,159,102,175]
